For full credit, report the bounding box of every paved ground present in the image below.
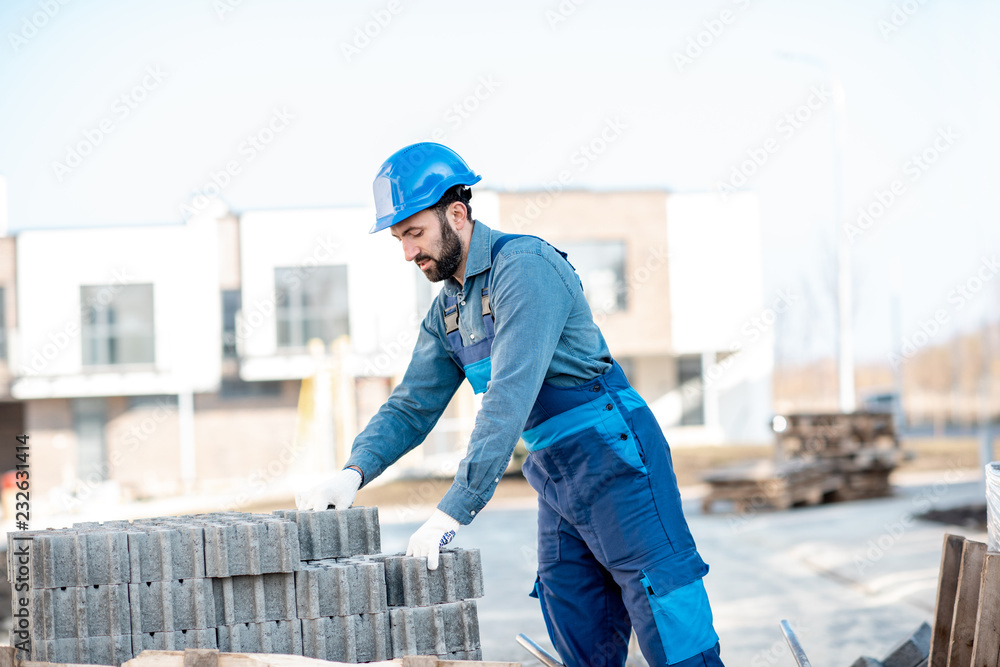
[381,469,989,666]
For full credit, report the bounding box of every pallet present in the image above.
[701,459,838,514]
[928,533,1000,667]
[775,412,898,460]
[702,411,901,514]
[0,648,519,667]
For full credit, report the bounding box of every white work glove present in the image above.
[406,509,461,570]
[295,467,363,511]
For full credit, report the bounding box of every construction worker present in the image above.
[297,142,724,667]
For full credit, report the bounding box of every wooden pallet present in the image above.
[928,533,1000,667]
[702,411,902,514]
[0,648,519,667]
[700,459,839,514]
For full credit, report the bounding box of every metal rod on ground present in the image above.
[516,633,565,667]
[780,620,813,667]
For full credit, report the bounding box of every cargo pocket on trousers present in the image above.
[640,572,719,665]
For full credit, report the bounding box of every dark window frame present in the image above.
[222,289,241,358]
[80,283,156,367]
[274,265,350,351]
[558,240,628,314]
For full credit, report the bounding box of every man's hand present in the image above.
[406,509,461,570]
[295,467,363,511]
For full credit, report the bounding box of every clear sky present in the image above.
[1,0,997,366]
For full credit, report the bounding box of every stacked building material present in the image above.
[8,507,484,665]
[371,550,484,660]
[848,622,930,667]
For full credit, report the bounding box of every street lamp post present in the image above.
[778,52,855,413]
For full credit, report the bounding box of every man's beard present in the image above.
[415,217,463,282]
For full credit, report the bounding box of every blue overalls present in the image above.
[443,235,724,667]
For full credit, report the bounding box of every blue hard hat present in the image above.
[371,142,482,233]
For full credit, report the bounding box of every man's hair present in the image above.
[431,185,473,223]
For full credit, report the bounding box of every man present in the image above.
[297,142,724,667]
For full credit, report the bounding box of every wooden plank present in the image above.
[222,656,396,667]
[184,650,219,667]
[930,534,966,667]
[400,658,438,667]
[30,652,517,667]
[125,653,321,667]
[947,539,987,667]
[973,553,1000,667]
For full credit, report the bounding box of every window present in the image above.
[127,394,175,410]
[221,290,241,358]
[73,397,107,482]
[559,241,627,314]
[275,266,349,349]
[0,286,6,360]
[219,377,283,399]
[677,354,704,426]
[81,284,155,366]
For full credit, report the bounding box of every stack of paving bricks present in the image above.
[9,507,484,665]
[849,622,930,667]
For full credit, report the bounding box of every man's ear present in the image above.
[451,201,470,230]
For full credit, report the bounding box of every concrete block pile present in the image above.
[848,622,930,667]
[9,507,484,665]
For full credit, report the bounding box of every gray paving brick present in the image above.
[131,627,218,654]
[72,521,132,530]
[213,573,297,625]
[295,560,387,618]
[355,611,391,664]
[388,600,480,658]
[301,612,390,663]
[455,547,484,598]
[883,622,931,667]
[31,584,130,640]
[376,548,483,607]
[850,658,882,667]
[15,530,130,588]
[129,578,215,633]
[217,620,302,655]
[127,526,206,583]
[389,604,446,657]
[445,648,483,660]
[35,634,133,665]
[442,599,480,654]
[301,616,348,662]
[203,520,299,577]
[273,507,380,559]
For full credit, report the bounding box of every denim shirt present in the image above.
[346,220,613,524]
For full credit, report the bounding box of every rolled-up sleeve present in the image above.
[346,311,465,485]
[438,246,577,523]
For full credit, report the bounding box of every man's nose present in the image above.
[402,240,420,262]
